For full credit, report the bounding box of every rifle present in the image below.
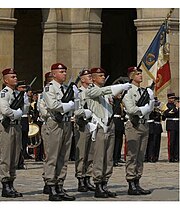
[1,77,37,129]
[54,70,82,122]
[107,79,133,126]
[131,81,155,127]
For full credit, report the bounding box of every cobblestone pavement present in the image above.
[0,140,179,202]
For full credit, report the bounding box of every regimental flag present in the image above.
[139,22,171,95]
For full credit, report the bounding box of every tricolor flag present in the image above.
[139,22,171,95]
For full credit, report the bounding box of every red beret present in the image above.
[51,63,67,71]
[127,66,142,76]
[45,72,53,79]
[2,68,16,76]
[90,67,106,74]
[79,69,91,77]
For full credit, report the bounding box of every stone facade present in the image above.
[0,8,179,103]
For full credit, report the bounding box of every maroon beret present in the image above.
[127,66,142,76]
[51,63,67,71]
[45,72,53,79]
[2,68,17,76]
[90,67,106,74]
[167,93,176,98]
[79,69,91,77]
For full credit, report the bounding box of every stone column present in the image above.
[43,20,102,81]
[0,17,17,88]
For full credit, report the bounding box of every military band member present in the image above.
[122,66,154,195]
[163,93,179,162]
[145,97,163,162]
[86,67,131,198]
[0,68,23,198]
[74,69,95,192]
[43,63,75,201]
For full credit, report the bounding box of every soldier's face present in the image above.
[53,69,67,84]
[81,74,92,85]
[4,74,18,88]
[133,72,142,83]
[92,73,105,87]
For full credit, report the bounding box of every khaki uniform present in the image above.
[86,84,115,184]
[43,80,73,186]
[123,84,150,181]
[74,86,94,179]
[0,87,22,182]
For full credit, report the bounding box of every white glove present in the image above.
[62,100,74,113]
[147,88,154,100]
[139,103,151,116]
[12,108,22,120]
[84,109,92,119]
[111,82,132,96]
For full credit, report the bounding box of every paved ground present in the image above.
[0,136,179,202]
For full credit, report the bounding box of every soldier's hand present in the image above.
[121,82,132,91]
[12,108,23,120]
[147,88,154,100]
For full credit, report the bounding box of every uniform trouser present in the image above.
[92,124,115,184]
[74,126,94,178]
[43,119,72,186]
[146,133,161,160]
[168,130,179,160]
[0,123,22,182]
[113,130,124,162]
[125,121,149,181]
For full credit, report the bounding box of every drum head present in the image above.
[28,123,39,137]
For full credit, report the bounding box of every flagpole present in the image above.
[137,8,174,69]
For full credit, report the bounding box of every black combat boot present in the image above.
[77,178,88,192]
[127,181,141,195]
[134,179,151,195]
[84,176,95,191]
[9,181,23,197]
[94,183,108,198]
[43,184,50,194]
[56,184,76,201]
[1,181,16,198]
[101,181,117,198]
[48,185,62,201]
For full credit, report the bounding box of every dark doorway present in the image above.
[14,9,43,91]
[101,8,137,85]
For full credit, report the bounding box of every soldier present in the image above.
[74,69,95,192]
[0,68,23,198]
[163,93,179,162]
[122,66,154,195]
[86,67,131,198]
[43,63,75,201]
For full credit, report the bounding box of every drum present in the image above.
[27,123,42,148]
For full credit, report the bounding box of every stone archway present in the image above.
[14,9,43,90]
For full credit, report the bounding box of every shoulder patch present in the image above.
[1,88,8,93]
[45,86,49,92]
[1,92,5,98]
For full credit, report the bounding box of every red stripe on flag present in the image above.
[155,61,171,93]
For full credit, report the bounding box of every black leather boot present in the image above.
[128,181,141,195]
[94,183,108,198]
[9,181,23,197]
[43,184,50,194]
[56,184,76,201]
[134,179,151,195]
[1,181,16,198]
[101,181,116,198]
[84,177,95,191]
[78,178,88,192]
[48,185,62,201]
